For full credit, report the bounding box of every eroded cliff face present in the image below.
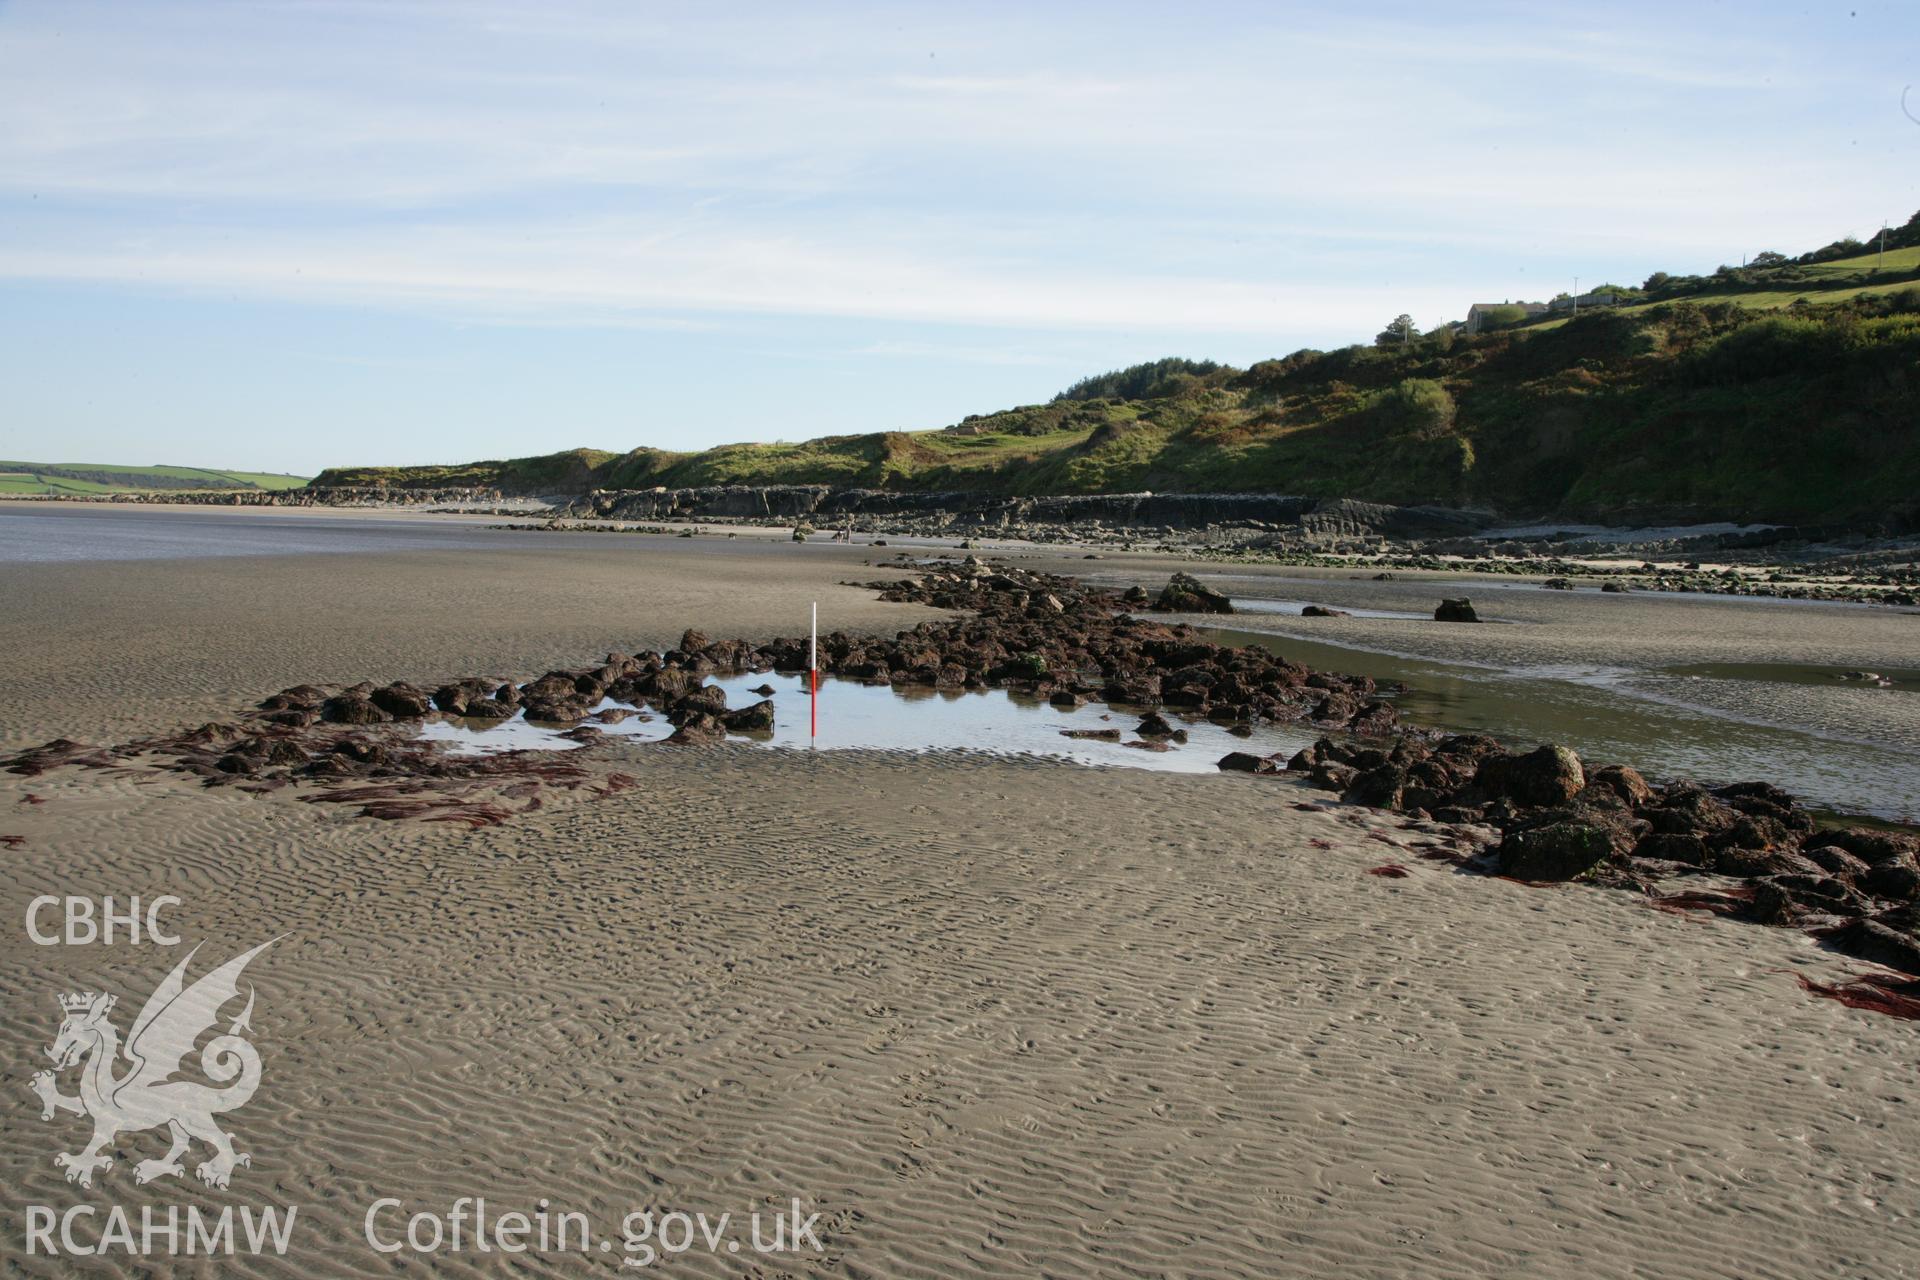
[569,486,1495,540]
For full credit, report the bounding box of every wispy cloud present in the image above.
[0,0,1912,337]
[0,213,1471,337]
[854,339,1063,366]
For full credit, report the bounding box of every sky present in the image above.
[1,0,1916,476]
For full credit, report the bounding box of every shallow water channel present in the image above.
[421,670,1320,776]
[422,607,1919,821]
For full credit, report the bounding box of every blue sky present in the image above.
[1,0,1916,475]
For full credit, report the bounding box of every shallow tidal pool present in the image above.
[420,670,1322,775]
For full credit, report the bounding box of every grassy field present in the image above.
[0,473,115,496]
[1534,245,1920,331]
[0,461,312,493]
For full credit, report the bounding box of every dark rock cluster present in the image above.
[1,558,1397,821]
[1150,572,1235,614]
[1220,732,1920,976]
[851,558,1392,734]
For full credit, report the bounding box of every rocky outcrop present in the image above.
[1151,573,1234,614]
[570,486,1493,540]
[1261,733,1920,978]
[10,486,506,508]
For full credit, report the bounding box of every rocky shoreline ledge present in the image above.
[13,486,1916,607]
[6,556,1916,1014]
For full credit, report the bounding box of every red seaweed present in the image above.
[0,835,25,849]
[3,739,116,777]
[594,772,639,798]
[421,805,516,829]
[1646,887,1754,918]
[1367,863,1411,878]
[1415,846,1470,865]
[1794,971,1920,1021]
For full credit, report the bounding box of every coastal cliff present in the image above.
[311,286,1920,531]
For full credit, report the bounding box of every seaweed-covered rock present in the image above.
[1585,764,1654,808]
[1344,765,1408,810]
[1633,832,1710,866]
[259,685,328,712]
[1348,700,1400,736]
[370,683,434,718]
[321,694,388,725]
[1816,917,1920,973]
[1475,745,1585,808]
[1497,818,1619,881]
[1137,712,1177,738]
[1801,845,1873,884]
[1750,874,1862,925]
[1434,598,1479,623]
[434,678,513,715]
[665,712,727,745]
[721,699,776,733]
[667,684,730,724]
[1310,761,1358,792]
[1152,573,1234,614]
[1863,860,1920,902]
[1822,828,1920,868]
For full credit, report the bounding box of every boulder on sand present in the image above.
[721,699,776,733]
[321,694,388,725]
[434,678,515,716]
[1476,744,1585,808]
[1497,818,1619,881]
[665,712,727,745]
[1584,763,1653,808]
[1434,598,1480,623]
[1136,711,1178,738]
[667,684,729,724]
[1152,573,1234,614]
[369,683,434,718]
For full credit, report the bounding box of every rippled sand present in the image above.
[2,513,1917,1277]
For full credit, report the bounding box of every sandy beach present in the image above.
[3,506,1918,1277]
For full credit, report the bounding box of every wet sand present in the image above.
[3,509,1918,1277]
[0,512,933,750]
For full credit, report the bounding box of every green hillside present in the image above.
[311,448,616,494]
[1530,244,1920,331]
[0,461,311,493]
[311,212,1920,527]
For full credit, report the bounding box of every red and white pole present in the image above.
[809,601,818,742]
